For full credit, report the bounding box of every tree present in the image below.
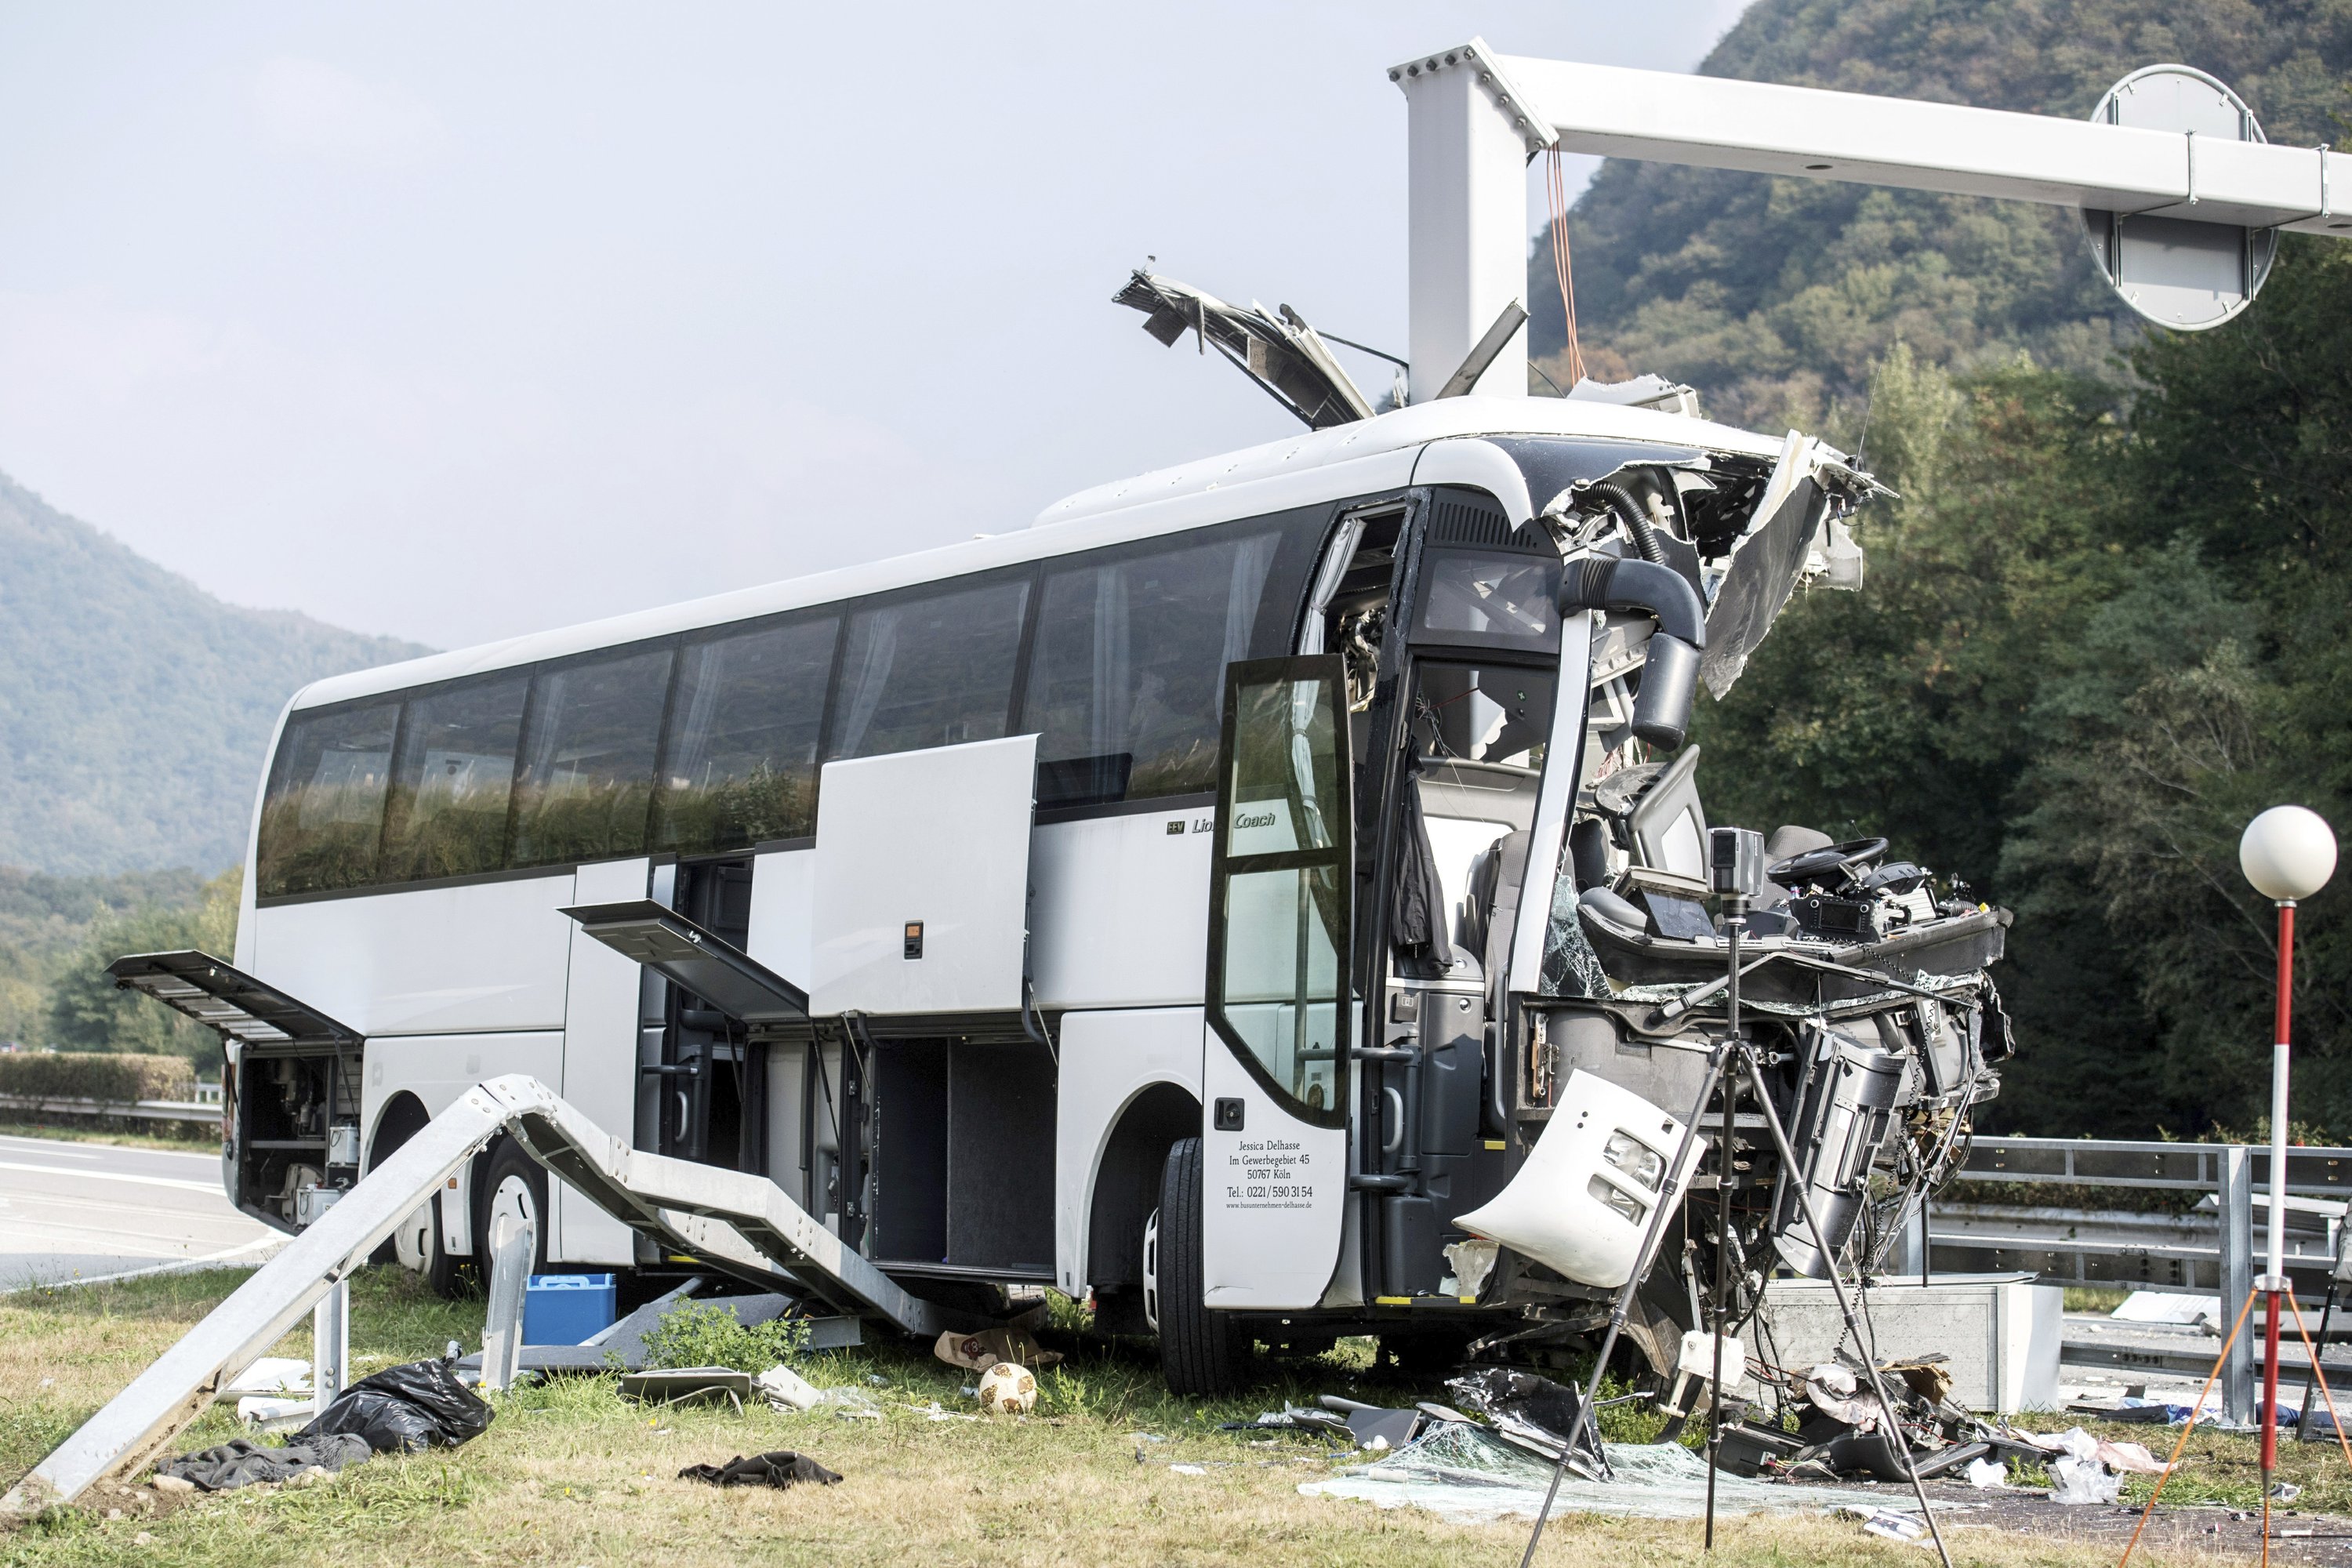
[43,867,241,1067]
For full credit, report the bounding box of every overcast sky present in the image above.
[0,2,1747,650]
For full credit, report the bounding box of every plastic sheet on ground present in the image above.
[1299,1424,1904,1526]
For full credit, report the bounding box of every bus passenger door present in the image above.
[1200,657,1352,1308]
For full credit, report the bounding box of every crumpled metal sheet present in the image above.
[1802,1363,1892,1432]
[1700,475,1825,699]
[1300,1425,1900,1525]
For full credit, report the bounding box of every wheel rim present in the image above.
[488,1172,538,1254]
[393,1200,434,1271]
[1142,1207,1161,1333]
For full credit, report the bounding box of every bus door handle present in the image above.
[1351,1046,1421,1172]
[641,1062,702,1077]
[1349,1173,1413,1192]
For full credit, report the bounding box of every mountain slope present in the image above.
[1534,0,2352,429]
[0,472,427,876]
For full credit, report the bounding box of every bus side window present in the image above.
[509,644,675,868]
[654,613,840,854]
[827,576,1031,762]
[379,674,529,884]
[1024,531,1279,811]
[256,700,401,897]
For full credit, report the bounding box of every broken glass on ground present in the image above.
[1300,1425,1900,1526]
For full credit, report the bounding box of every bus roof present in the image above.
[289,395,1805,712]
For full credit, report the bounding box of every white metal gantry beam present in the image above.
[1394,40,2352,399]
[1500,55,2345,234]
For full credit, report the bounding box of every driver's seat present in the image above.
[1621,746,1708,881]
[1759,825,1835,908]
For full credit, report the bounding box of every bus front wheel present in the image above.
[1152,1137,1243,1396]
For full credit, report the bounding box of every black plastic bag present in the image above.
[677,1451,842,1489]
[296,1356,494,1454]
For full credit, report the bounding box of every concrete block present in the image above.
[1756,1271,2061,1414]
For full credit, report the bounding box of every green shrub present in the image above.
[633,1298,811,1372]
[0,1051,195,1102]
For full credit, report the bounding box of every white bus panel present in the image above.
[253,873,575,1036]
[1029,808,1214,1011]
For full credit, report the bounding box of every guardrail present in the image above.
[1892,1135,2352,1421]
[0,1092,222,1126]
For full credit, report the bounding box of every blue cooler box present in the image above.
[523,1273,617,1345]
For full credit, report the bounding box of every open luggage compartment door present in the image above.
[107,950,361,1049]
[810,734,1039,1018]
[561,900,809,1028]
[108,950,365,1232]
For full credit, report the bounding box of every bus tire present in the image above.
[476,1138,551,1279]
[394,1191,467,1300]
[1155,1136,1243,1396]
[373,1098,466,1299]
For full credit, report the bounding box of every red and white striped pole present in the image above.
[2259,896,2292,1500]
[2240,807,2338,1519]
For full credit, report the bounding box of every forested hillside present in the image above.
[0,866,230,1058]
[0,472,426,877]
[1519,0,2352,1138]
[1533,0,2352,430]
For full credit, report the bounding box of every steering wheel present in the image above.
[1766,837,1890,892]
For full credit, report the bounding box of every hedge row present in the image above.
[0,1051,198,1104]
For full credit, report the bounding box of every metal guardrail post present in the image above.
[479,1214,535,1394]
[311,1276,348,1414]
[2222,1145,2255,1422]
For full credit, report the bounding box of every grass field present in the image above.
[0,1265,2339,1567]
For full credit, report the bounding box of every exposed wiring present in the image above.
[1546,147,1586,388]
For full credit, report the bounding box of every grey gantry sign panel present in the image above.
[2082,66,2280,331]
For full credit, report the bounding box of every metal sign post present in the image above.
[310,1276,348,1415]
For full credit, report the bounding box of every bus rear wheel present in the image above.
[1152,1136,1243,1396]
[476,1139,550,1279]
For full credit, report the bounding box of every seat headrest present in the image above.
[1764,825,1835,862]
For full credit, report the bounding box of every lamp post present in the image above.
[2238,805,2339,1511]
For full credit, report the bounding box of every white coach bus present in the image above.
[147,385,2009,1394]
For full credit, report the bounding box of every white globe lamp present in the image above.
[2241,805,2338,903]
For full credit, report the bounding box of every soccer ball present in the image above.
[977,1362,1036,1415]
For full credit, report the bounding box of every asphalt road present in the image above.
[0,1131,281,1290]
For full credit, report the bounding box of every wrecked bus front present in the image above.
[1352,426,2008,1380]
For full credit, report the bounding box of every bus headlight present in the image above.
[1602,1131,1665,1192]
[1587,1174,1648,1226]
